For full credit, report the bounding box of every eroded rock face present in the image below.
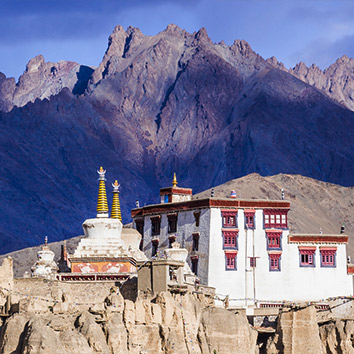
[0,292,258,354]
[0,55,94,112]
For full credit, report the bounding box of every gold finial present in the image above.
[172,172,177,187]
[97,167,109,217]
[111,179,122,221]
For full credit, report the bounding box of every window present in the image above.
[135,219,144,251]
[135,219,144,236]
[245,210,255,229]
[194,211,201,227]
[264,209,288,229]
[266,231,282,250]
[151,216,161,236]
[168,235,176,248]
[167,213,177,233]
[320,248,336,267]
[152,239,159,257]
[250,257,257,268]
[269,253,281,271]
[191,256,198,275]
[299,247,316,267]
[221,210,237,228]
[225,251,237,270]
[192,233,199,251]
[223,230,238,249]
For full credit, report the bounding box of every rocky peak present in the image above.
[266,54,354,111]
[25,55,45,73]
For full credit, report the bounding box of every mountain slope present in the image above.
[0,25,353,254]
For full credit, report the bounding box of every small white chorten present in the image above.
[31,237,58,279]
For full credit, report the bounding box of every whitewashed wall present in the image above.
[207,208,353,307]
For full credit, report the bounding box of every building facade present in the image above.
[132,179,353,307]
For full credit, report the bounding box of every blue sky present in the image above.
[1,0,354,79]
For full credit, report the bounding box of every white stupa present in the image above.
[69,168,146,276]
[31,237,58,279]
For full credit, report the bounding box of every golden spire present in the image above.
[111,180,122,221]
[97,167,109,217]
[172,172,177,187]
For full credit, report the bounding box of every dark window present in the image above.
[194,212,201,227]
[135,219,144,250]
[192,233,199,251]
[250,257,257,268]
[151,217,161,236]
[168,214,177,233]
[152,241,159,257]
[168,235,176,248]
[191,257,198,275]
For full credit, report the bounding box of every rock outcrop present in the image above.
[267,55,354,111]
[0,290,258,354]
[0,55,94,112]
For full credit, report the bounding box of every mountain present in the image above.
[0,24,354,254]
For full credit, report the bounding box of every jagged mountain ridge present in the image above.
[267,55,354,111]
[1,25,354,112]
[0,25,354,254]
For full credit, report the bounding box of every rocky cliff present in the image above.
[1,283,354,353]
[0,25,354,254]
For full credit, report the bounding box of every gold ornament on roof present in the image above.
[172,172,177,187]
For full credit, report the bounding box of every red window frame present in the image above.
[264,209,288,229]
[266,231,282,250]
[221,210,237,228]
[250,257,257,268]
[269,253,281,271]
[225,251,237,270]
[222,230,238,249]
[299,247,316,267]
[245,210,255,229]
[320,248,336,267]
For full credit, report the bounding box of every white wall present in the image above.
[207,208,353,307]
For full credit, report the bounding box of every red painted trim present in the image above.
[319,247,337,251]
[225,250,238,256]
[290,235,348,243]
[347,265,354,274]
[269,253,281,259]
[160,187,193,195]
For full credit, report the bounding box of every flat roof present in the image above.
[132,197,290,217]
